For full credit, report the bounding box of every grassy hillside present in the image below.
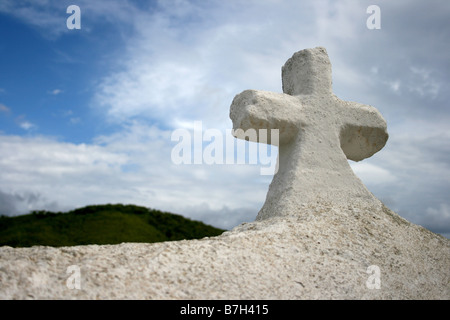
[0,204,225,247]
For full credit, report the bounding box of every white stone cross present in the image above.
[229,47,388,220]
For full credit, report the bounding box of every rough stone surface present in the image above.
[1,47,448,299]
[0,204,449,299]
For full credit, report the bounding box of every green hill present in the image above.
[0,204,225,247]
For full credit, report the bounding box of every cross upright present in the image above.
[230,47,388,220]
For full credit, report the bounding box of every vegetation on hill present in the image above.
[0,204,225,247]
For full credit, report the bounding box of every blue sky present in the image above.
[0,0,449,237]
[0,2,129,142]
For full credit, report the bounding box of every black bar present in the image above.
[1,299,445,318]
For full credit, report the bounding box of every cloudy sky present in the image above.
[0,0,449,237]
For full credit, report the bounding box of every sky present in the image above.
[0,0,449,238]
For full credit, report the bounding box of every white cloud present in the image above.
[350,162,397,185]
[0,0,65,39]
[0,134,129,211]
[313,0,364,42]
[182,203,259,230]
[388,80,401,93]
[376,65,443,99]
[407,67,441,99]
[92,0,319,128]
[50,89,62,95]
[0,135,128,178]
[0,103,10,113]
[19,120,36,131]
[0,0,141,39]
[422,204,450,237]
[0,189,59,216]
[0,124,270,229]
[69,117,81,124]
[360,126,450,235]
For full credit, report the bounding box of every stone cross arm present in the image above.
[336,98,388,161]
[230,89,303,146]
